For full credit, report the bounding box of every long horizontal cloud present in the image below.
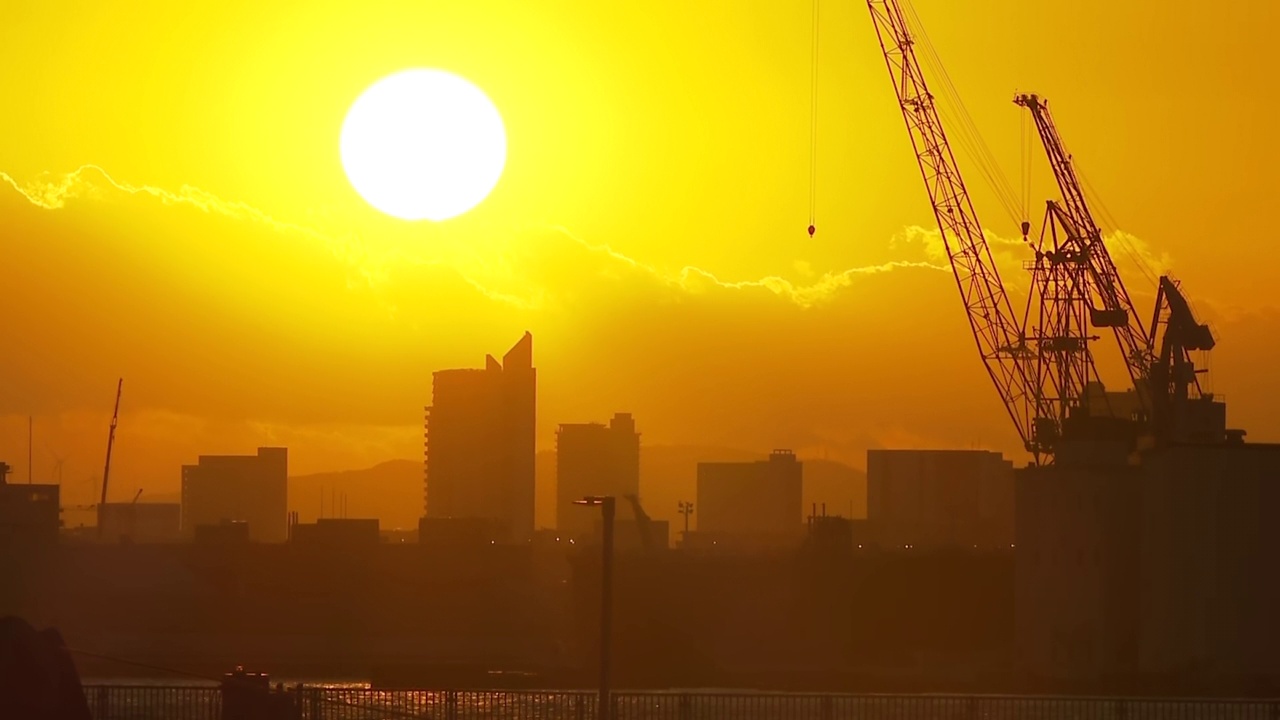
[0,164,1212,498]
[0,167,1177,311]
[3,167,950,310]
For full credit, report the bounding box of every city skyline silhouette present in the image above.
[3,0,1280,711]
[3,2,1278,503]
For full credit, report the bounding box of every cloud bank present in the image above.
[2,165,1230,500]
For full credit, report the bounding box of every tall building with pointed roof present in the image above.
[424,332,536,542]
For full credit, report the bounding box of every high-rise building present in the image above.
[180,447,288,542]
[556,413,641,539]
[865,449,1014,549]
[425,332,536,543]
[696,450,804,547]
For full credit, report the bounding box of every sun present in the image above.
[340,69,507,221]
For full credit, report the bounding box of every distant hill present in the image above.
[273,448,866,533]
[290,459,421,529]
[535,445,865,531]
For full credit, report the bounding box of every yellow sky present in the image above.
[1,1,1278,514]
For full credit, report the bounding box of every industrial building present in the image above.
[193,520,251,545]
[291,518,380,550]
[695,450,803,549]
[555,412,640,539]
[425,332,537,543]
[856,0,1280,693]
[0,461,60,547]
[98,502,181,544]
[866,449,1014,549]
[613,518,670,553]
[181,447,288,542]
[1016,439,1280,687]
[418,517,507,548]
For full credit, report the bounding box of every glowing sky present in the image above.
[2,1,1278,523]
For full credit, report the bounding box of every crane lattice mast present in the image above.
[866,0,1046,456]
[1020,199,1103,440]
[1015,94,1154,413]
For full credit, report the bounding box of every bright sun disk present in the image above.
[340,69,506,221]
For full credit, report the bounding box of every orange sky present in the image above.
[1,1,1278,513]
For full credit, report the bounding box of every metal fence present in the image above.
[81,686,1280,720]
[85,684,221,720]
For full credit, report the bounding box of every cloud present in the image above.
[886,221,1176,298]
[0,164,1201,486]
[673,260,947,308]
[2,167,949,311]
[1,164,389,287]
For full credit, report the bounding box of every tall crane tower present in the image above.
[864,3,1236,457]
[1019,197,1103,442]
[97,378,123,539]
[1016,94,1232,446]
[865,1,1051,457]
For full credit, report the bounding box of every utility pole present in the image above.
[28,416,33,484]
[574,495,615,720]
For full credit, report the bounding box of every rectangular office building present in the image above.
[556,412,641,539]
[181,447,288,542]
[866,449,1014,549]
[697,450,804,547]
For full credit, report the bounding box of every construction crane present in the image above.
[1019,198,1104,441]
[865,1,1048,457]
[623,494,656,553]
[1015,94,1154,416]
[98,378,123,538]
[1147,276,1232,444]
[1015,94,1234,449]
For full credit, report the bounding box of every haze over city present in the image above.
[4,0,1279,515]
[7,2,1280,715]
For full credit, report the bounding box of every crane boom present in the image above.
[1015,94,1153,408]
[624,494,656,553]
[100,378,122,508]
[867,1,1041,453]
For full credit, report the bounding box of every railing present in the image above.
[81,686,1280,720]
[85,684,221,720]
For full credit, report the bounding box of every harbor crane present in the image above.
[865,0,1051,458]
[1015,94,1154,411]
[624,494,657,553]
[864,2,1235,459]
[1016,94,1233,446]
[1147,276,1234,444]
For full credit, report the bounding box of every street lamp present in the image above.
[574,495,615,720]
[677,500,694,546]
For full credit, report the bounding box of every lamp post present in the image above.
[574,495,615,720]
[677,501,694,546]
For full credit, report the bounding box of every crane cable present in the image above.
[1076,163,1159,288]
[1021,105,1031,231]
[901,0,1022,228]
[807,0,820,238]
